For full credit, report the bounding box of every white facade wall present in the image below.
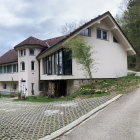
[0,73,18,81]
[0,81,19,94]
[40,22,127,80]
[18,46,41,96]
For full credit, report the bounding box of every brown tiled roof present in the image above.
[15,36,48,48]
[0,49,18,65]
[45,36,66,47]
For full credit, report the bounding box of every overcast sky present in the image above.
[0,0,123,56]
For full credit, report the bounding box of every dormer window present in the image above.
[19,49,26,56]
[97,29,108,40]
[80,28,91,37]
[29,48,35,55]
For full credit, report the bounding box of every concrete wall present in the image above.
[40,21,127,80]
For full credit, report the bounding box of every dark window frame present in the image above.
[7,65,12,73]
[80,28,91,37]
[21,62,25,71]
[31,61,35,71]
[97,28,108,41]
[29,48,35,55]
[0,66,3,74]
[43,48,72,75]
[19,49,26,57]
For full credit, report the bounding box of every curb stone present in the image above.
[39,94,122,140]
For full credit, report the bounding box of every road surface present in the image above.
[60,88,140,140]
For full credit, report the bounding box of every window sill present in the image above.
[19,56,26,57]
[97,38,109,41]
[43,74,73,76]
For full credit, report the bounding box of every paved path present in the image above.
[60,88,140,140]
[0,94,116,140]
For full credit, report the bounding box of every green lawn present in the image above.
[13,73,140,102]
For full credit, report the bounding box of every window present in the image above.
[113,36,118,43]
[43,49,72,75]
[19,49,26,56]
[54,52,58,74]
[80,28,91,36]
[39,82,45,91]
[21,62,25,71]
[13,64,18,72]
[29,48,35,55]
[13,83,17,89]
[31,83,35,95]
[52,54,55,75]
[0,66,3,74]
[63,49,72,75]
[4,66,7,73]
[48,56,52,75]
[43,58,47,74]
[3,83,6,89]
[7,65,12,73]
[58,50,63,75]
[31,61,35,70]
[97,29,108,40]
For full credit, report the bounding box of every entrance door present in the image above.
[21,82,26,96]
[54,80,67,97]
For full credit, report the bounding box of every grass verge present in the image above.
[14,74,140,102]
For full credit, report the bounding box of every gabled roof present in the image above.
[37,11,136,58]
[15,36,48,49]
[0,49,18,65]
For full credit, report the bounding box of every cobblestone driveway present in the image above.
[0,94,116,140]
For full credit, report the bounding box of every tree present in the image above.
[63,36,94,78]
[116,0,140,70]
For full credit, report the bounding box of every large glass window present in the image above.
[43,49,72,75]
[63,49,72,75]
[48,56,52,75]
[29,48,35,55]
[43,58,47,74]
[58,50,63,75]
[0,66,2,74]
[7,65,12,73]
[4,66,7,73]
[97,29,108,40]
[13,64,18,72]
[54,52,58,74]
[52,54,55,75]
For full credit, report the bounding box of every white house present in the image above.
[0,11,136,97]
